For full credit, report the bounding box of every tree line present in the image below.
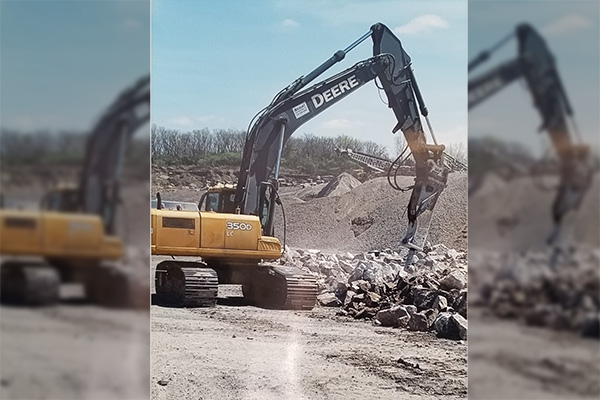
[0,129,149,172]
[151,124,390,175]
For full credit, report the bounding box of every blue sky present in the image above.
[0,1,150,133]
[152,0,468,154]
[469,0,599,157]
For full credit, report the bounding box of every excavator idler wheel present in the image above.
[155,261,218,307]
[0,262,60,306]
[243,265,318,310]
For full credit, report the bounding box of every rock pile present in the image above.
[280,244,468,340]
[472,248,600,338]
[316,172,362,198]
[275,173,468,253]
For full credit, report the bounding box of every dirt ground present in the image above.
[151,257,467,400]
[0,298,149,400]
[0,176,150,400]
[468,307,600,399]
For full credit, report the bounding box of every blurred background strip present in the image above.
[468,0,600,399]
[0,1,150,399]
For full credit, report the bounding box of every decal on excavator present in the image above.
[310,75,360,109]
[292,102,310,119]
[226,221,253,231]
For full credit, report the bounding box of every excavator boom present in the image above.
[236,23,449,253]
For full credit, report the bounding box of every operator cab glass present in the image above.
[206,193,219,212]
[40,189,79,212]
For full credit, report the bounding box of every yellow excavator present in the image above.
[0,75,150,306]
[151,23,451,309]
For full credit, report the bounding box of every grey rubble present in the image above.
[472,248,600,338]
[280,245,468,340]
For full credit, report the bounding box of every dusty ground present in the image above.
[468,173,600,399]
[151,258,467,400]
[0,299,149,400]
[468,307,600,399]
[0,175,150,400]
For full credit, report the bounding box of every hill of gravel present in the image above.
[316,172,362,198]
[273,173,468,253]
[469,172,600,252]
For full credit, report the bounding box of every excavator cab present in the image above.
[198,186,237,213]
[40,184,80,212]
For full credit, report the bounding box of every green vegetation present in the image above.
[151,124,389,176]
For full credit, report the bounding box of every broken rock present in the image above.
[375,305,410,328]
[440,270,467,291]
[408,311,431,331]
[433,295,448,311]
[434,312,468,340]
[317,293,341,307]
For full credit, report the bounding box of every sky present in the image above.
[0,0,150,134]
[151,0,468,155]
[469,0,600,157]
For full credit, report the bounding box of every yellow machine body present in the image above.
[151,209,281,261]
[0,209,123,260]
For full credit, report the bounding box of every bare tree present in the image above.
[445,142,467,165]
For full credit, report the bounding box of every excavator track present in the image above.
[0,262,60,306]
[155,261,218,307]
[244,265,317,310]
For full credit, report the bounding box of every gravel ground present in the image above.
[151,258,467,400]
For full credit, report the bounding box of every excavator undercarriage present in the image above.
[154,260,317,310]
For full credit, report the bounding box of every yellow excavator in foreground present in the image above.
[0,76,150,306]
[151,23,452,309]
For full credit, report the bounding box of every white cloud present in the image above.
[274,0,461,27]
[281,18,300,28]
[394,14,448,35]
[168,116,193,127]
[542,14,592,36]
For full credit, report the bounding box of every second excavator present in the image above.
[151,23,450,309]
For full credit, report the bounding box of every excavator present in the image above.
[468,23,594,247]
[151,22,450,309]
[0,75,150,306]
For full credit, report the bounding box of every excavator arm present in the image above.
[235,23,449,253]
[79,75,150,234]
[469,24,592,245]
